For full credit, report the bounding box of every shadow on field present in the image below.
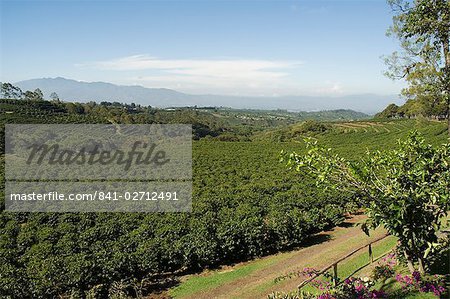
[304,233,332,247]
[337,221,354,228]
[285,233,333,252]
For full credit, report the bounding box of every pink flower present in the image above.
[318,293,335,299]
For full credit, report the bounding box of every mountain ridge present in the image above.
[15,77,403,114]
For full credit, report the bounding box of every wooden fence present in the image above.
[297,233,391,290]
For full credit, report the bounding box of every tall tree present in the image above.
[33,88,44,101]
[385,0,450,133]
[1,83,22,99]
[283,132,450,274]
[50,92,60,102]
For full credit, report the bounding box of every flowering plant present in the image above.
[371,253,396,281]
[300,268,387,299]
[395,271,446,297]
[270,266,446,299]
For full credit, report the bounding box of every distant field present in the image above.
[330,119,446,139]
[319,119,447,155]
[254,118,447,149]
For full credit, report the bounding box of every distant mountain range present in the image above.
[15,77,403,114]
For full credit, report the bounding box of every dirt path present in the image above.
[176,214,389,299]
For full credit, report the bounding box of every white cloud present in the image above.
[79,54,303,96]
[88,54,300,73]
[311,81,344,96]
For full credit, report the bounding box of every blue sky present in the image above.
[0,0,405,96]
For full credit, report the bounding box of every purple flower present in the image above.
[412,271,421,282]
[370,290,387,298]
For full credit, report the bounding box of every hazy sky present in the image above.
[0,0,406,96]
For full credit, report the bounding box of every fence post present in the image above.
[333,263,338,286]
[368,244,373,263]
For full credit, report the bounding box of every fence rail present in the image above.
[297,233,391,290]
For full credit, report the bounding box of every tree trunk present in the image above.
[446,92,450,136]
[417,257,425,275]
[403,250,416,273]
[444,35,450,70]
[442,36,450,136]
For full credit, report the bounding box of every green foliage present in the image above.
[284,131,450,274]
[385,0,450,120]
[254,120,332,142]
[0,83,22,99]
[268,290,316,299]
[376,103,401,118]
[294,120,331,134]
[372,264,396,281]
[23,88,44,101]
[50,92,60,102]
